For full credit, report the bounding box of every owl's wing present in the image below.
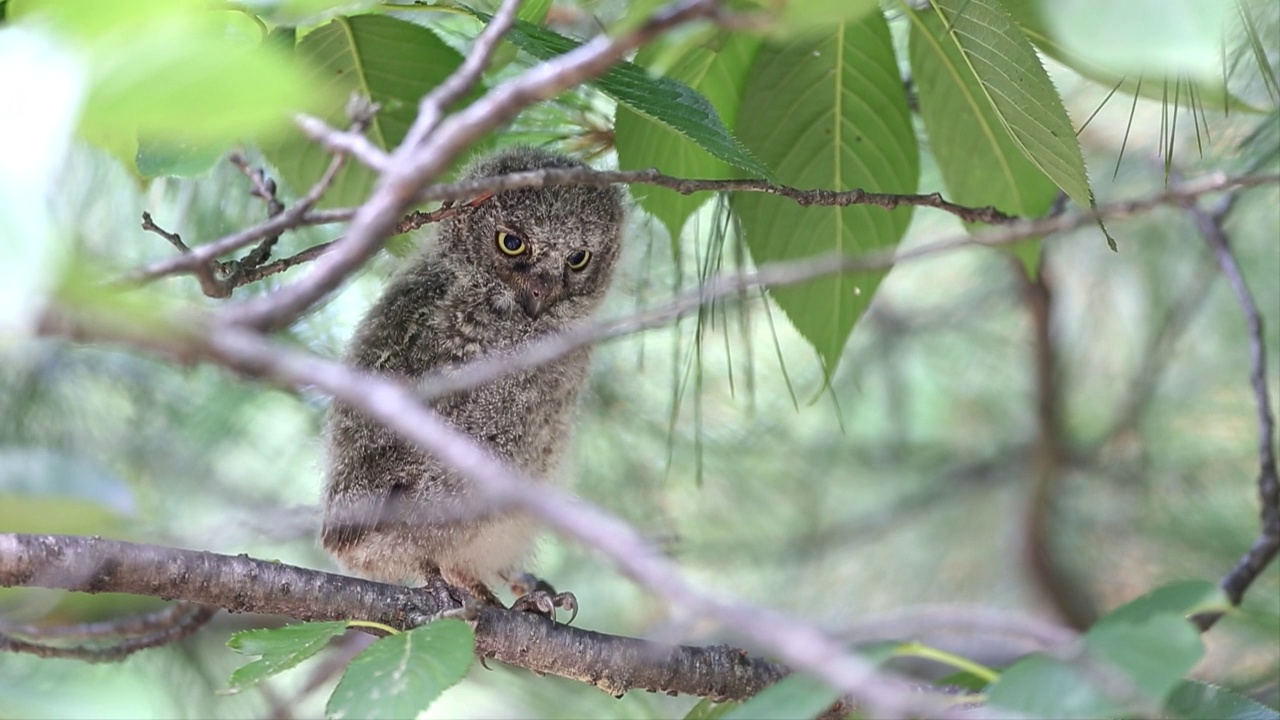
[346,259,454,376]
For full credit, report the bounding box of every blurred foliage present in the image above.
[1,0,1279,718]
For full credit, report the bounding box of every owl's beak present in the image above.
[516,275,557,319]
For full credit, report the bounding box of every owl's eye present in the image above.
[566,249,591,271]
[496,231,527,256]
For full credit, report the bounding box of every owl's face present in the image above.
[442,148,625,323]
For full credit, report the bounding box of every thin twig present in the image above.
[0,605,215,662]
[122,117,371,290]
[1180,192,1280,630]
[409,173,1280,403]
[296,114,389,172]
[401,0,524,148]
[140,212,190,253]
[229,153,287,272]
[411,168,1018,224]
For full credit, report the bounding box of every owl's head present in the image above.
[440,147,625,323]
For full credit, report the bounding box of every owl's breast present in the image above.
[433,347,590,481]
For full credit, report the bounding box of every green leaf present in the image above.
[74,13,319,145]
[987,654,1122,719]
[1092,580,1230,627]
[1039,0,1230,84]
[721,674,840,720]
[999,0,1259,113]
[616,33,761,241]
[226,621,349,693]
[930,0,1093,213]
[908,8,1058,275]
[477,12,773,180]
[262,14,474,208]
[1165,680,1280,720]
[326,619,475,720]
[684,697,740,720]
[135,137,225,178]
[734,13,919,377]
[1084,614,1203,705]
[990,582,1225,717]
[770,0,881,37]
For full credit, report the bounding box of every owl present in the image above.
[322,147,625,616]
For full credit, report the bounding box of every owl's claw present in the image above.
[510,589,578,625]
[506,572,578,625]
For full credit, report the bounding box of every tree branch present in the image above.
[0,533,789,700]
[408,172,1280,404]
[1179,192,1280,630]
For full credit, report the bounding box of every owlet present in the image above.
[322,147,624,614]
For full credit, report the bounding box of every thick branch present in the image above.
[0,533,785,700]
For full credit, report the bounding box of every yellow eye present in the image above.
[567,249,591,271]
[496,231,527,256]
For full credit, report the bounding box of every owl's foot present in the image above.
[507,572,578,625]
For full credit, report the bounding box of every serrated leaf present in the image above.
[326,619,474,720]
[908,8,1057,276]
[226,621,349,693]
[930,0,1093,212]
[721,674,840,720]
[616,33,761,241]
[476,12,773,180]
[1165,680,1280,720]
[987,654,1123,719]
[734,14,919,377]
[262,15,473,208]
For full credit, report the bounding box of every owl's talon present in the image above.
[510,590,556,620]
[504,572,578,624]
[552,591,578,625]
[509,589,578,625]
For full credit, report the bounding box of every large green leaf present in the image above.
[326,619,475,720]
[262,14,473,208]
[11,1,319,172]
[987,654,1122,719]
[909,8,1058,275]
[734,13,919,377]
[226,621,350,693]
[1039,0,1230,84]
[771,0,881,37]
[477,12,773,180]
[989,582,1226,717]
[616,33,761,241]
[930,0,1093,212]
[999,0,1259,113]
